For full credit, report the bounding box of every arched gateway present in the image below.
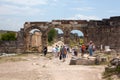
[23,20,88,52]
[18,16,120,52]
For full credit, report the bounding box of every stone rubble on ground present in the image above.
[0,53,17,57]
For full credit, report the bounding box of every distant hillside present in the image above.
[0,30,17,40]
[0,30,17,33]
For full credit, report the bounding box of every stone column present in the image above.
[25,33,30,52]
[84,34,88,44]
[16,29,25,53]
[41,34,48,51]
[82,28,88,44]
[64,29,70,45]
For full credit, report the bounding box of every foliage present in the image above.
[103,66,120,80]
[0,33,2,40]
[116,66,120,73]
[70,40,79,47]
[48,28,57,43]
[1,32,16,41]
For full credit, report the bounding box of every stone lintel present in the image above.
[110,16,120,20]
[72,24,88,27]
[25,22,50,25]
[52,20,88,24]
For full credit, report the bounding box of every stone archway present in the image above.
[20,16,120,53]
[23,21,89,52]
[46,25,70,44]
[70,29,84,45]
[24,25,44,52]
[0,16,120,53]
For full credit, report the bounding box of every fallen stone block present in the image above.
[69,58,95,65]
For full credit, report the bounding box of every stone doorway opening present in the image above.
[70,30,84,47]
[27,29,42,52]
[47,28,64,52]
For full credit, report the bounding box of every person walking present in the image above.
[60,46,67,62]
[88,41,93,56]
[52,46,57,57]
[43,46,47,56]
[81,44,86,57]
[59,46,63,60]
[74,49,78,56]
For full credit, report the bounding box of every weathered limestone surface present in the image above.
[0,16,120,53]
[0,41,24,53]
[69,58,95,65]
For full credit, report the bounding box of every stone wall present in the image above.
[0,29,25,53]
[87,17,120,50]
[0,41,24,53]
[0,16,120,53]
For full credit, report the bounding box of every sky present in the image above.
[0,0,120,32]
[55,28,83,36]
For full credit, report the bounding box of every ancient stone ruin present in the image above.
[0,16,120,53]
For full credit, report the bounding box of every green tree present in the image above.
[0,33,2,40]
[1,32,16,41]
[48,28,57,43]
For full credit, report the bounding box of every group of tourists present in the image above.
[43,45,68,62]
[43,40,96,62]
[80,41,96,56]
[52,45,67,62]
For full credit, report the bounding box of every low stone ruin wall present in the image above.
[69,55,108,65]
[69,57,95,65]
[0,41,24,53]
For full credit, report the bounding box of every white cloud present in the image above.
[0,17,23,31]
[0,0,48,6]
[107,10,120,13]
[63,14,101,20]
[72,7,95,11]
[0,4,44,16]
[0,0,57,16]
[53,0,58,2]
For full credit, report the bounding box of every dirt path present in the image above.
[0,54,105,80]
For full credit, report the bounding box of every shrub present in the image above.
[1,32,16,41]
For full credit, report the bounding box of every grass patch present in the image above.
[103,66,120,80]
[45,53,53,60]
[0,53,53,64]
[0,57,26,63]
[0,53,29,63]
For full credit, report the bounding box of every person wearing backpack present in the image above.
[61,46,67,62]
[81,44,86,57]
